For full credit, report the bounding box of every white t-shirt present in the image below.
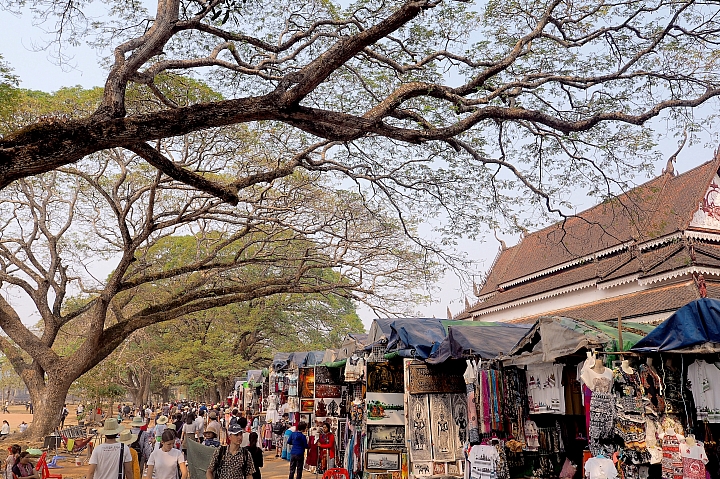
[147,448,185,479]
[526,364,566,414]
[584,457,618,479]
[468,445,499,479]
[89,443,133,479]
[193,417,205,437]
[688,360,720,418]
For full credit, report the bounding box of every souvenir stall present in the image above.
[631,298,720,479]
[420,322,531,479]
[505,316,655,479]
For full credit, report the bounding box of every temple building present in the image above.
[455,151,720,324]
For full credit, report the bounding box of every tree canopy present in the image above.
[2,0,719,233]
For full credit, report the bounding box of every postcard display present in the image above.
[404,359,470,479]
[363,359,409,479]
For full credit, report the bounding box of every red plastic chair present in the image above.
[35,451,62,479]
[322,468,350,479]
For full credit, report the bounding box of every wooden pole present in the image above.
[618,314,623,352]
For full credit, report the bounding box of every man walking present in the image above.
[88,418,134,479]
[206,423,255,479]
[287,421,309,479]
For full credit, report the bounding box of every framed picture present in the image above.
[300,399,315,413]
[412,463,431,476]
[367,425,405,451]
[337,419,348,451]
[446,462,460,476]
[299,367,315,398]
[367,361,404,393]
[366,392,405,425]
[432,463,446,475]
[366,450,401,471]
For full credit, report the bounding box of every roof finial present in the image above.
[494,230,507,251]
[662,130,688,177]
[446,306,453,320]
[465,297,471,310]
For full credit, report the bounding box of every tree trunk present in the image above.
[25,379,70,438]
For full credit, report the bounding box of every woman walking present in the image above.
[245,432,264,479]
[147,430,188,479]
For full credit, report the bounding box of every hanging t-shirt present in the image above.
[526,364,565,414]
[468,445,499,479]
[687,360,720,420]
[680,441,709,479]
[584,457,618,479]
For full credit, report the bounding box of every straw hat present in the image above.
[98,418,125,436]
[167,424,176,431]
[156,415,168,425]
[118,430,138,445]
[130,416,145,427]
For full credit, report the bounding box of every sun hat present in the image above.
[208,411,217,419]
[203,430,217,437]
[156,415,169,425]
[130,416,145,427]
[167,424,176,430]
[118,429,138,445]
[228,424,244,435]
[98,418,125,436]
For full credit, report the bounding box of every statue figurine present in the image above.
[316,399,327,417]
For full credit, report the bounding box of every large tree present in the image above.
[0,108,430,436]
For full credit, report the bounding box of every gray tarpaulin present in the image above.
[186,439,216,479]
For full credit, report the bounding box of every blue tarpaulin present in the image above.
[427,323,531,364]
[631,298,720,352]
[386,318,448,359]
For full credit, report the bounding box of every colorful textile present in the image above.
[661,433,682,479]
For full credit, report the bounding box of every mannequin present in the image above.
[592,358,606,373]
[621,359,634,374]
[581,356,613,393]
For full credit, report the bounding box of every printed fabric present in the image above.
[661,433,683,479]
[638,364,665,416]
[680,441,708,479]
[613,368,650,464]
[588,390,616,458]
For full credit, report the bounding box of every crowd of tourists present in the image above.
[94,402,278,479]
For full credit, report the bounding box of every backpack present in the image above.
[129,430,144,458]
[272,422,286,435]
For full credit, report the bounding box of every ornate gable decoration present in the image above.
[690,173,720,231]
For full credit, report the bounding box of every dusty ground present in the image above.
[1,405,292,479]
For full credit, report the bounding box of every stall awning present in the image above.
[386,318,447,359]
[507,316,655,363]
[631,298,720,352]
[426,322,531,364]
[272,352,291,371]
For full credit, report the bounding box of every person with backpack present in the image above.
[206,423,255,479]
[272,419,286,457]
[87,418,134,479]
[146,430,187,479]
[287,421,309,479]
[245,432,263,479]
[128,416,149,470]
